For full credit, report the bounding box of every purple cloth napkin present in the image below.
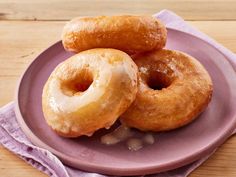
[1,10,236,177]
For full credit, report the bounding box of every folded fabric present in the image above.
[1,10,236,177]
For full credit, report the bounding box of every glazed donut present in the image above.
[42,49,138,137]
[120,49,213,131]
[62,15,167,54]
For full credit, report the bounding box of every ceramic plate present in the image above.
[15,28,236,176]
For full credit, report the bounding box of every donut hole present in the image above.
[147,71,172,90]
[61,69,93,96]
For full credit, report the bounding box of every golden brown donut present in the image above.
[120,49,213,132]
[42,49,138,137]
[62,15,167,54]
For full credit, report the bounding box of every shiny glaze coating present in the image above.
[121,49,213,131]
[62,15,167,54]
[42,49,138,137]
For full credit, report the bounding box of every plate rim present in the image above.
[14,28,236,176]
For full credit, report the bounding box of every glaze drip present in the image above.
[100,124,155,151]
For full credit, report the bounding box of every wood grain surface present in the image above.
[0,0,236,20]
[0,1,236,177]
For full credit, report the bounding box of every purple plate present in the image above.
[15,28,236,176]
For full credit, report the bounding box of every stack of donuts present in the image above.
[42,15,213,138]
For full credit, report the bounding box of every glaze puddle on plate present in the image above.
[100,123,155,151]
[15,28,236,176]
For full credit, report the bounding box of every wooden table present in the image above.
[1,1,236,176]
